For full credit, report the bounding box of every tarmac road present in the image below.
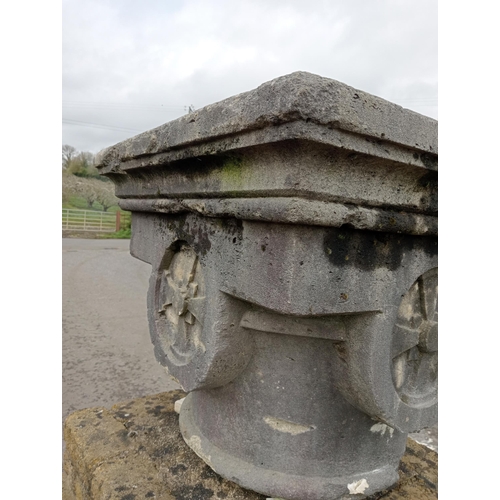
[62,237,437,451]
[62,238,180,426]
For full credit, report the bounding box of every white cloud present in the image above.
[62,0,437,153]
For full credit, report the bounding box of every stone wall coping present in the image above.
[63,390,438,500]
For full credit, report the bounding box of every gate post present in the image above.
[96,72,438,500]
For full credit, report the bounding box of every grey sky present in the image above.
[62,0,437,154]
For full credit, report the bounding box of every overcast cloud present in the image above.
[62,0,437,154]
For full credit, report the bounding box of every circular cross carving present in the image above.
[155,242,206,366]
[391,268,438,407]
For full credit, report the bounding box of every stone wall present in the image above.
[63,390,437,500]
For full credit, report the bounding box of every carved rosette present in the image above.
[391,268,438,406]
[154,243,206,366]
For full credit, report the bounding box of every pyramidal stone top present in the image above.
[95,71,437,173]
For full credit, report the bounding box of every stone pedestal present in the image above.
[95,72,438,500]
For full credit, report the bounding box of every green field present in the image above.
[62,195,122,213]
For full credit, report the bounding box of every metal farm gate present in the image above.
[62,209,120,232]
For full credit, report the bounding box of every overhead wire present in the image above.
[62,101,191,132]
[62,101,188,111]
[62,118,143,133]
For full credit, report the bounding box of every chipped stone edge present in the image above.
[174,397,186,414]
[263,416,316,436]
[347,478,370,495]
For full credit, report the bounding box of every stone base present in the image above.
[63,390,437,500]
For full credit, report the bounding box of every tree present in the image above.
[67,151,98,177]
[76,178,99,209]
[62,145,77,169]
[62,175,94,207]
[62,145,118,210]
[62,145,101,177]
[94,181,118,211]
[62,175,118,210]
[62,173,82,204]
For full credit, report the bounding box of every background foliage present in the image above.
[62,145,131,237]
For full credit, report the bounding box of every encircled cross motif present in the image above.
[157,244,206,364]
[391,268,438,406]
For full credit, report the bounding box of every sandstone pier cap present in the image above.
[95,72,437,500]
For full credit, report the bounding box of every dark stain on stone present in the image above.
[115,411,134,419]
[196,225,212,255]
[405,444,438,468]
[117,429,130,443]
[323,225,437,271]
[417,170,438,211]
[152,445,174,458]
[216,216,243,240]
[120,495,136,500]
[145,492,155,498]
[334,343,348,364]
[419,474,438,491]
[200,464,223,483]
[170,463,188,474]
[115,486,128,492]
[146,405,167,417]
[418,170,437,189]
[419,153,438,171]
[164,215,212,256]
[171,483,215,499]
[398,462,411,477]
[216,492,228,499]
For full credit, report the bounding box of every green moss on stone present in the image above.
[219,157,245,193]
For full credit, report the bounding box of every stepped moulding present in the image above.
[96,72,438,500]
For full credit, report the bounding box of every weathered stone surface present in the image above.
[96,71,437,171]
[63,390,267,500]
[94,73,437,499]
[95,72,437,237]
[63,390,437,500]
